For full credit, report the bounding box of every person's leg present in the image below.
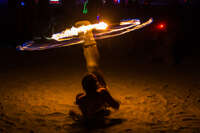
[69,110,82,121]
[95,109,111,118]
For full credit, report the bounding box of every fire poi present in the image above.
[17,18,153,71]
[17,18,153,51]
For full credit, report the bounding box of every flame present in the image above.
[18,18,153,51]
[51,22,108,41]
[96,18,153,40]
[120,19,141,26]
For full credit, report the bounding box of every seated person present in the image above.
[75,73,120,121]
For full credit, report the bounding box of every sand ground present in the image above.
[0,45,200,133]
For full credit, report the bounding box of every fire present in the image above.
[51,22,108,41]
[17,18,153,51]
[120,19,141,26]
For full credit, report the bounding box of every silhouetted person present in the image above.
[70,72,119,122]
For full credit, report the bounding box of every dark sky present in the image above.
[0,0,7,5]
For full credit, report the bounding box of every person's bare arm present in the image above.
[100,89,120,110]
[75,93,84,105]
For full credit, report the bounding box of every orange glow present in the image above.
[51,22,108,41]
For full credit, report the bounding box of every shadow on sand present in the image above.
[69,118,126,132]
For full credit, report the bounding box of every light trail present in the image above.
[51,22,108,41]
[95,18,153,40]
[17,18,153,51]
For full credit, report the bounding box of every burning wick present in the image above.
[17,18,153,51]
[51,22,108,41]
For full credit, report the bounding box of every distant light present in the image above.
[49,0,61,4]
[159,24,164,28]
[97,16,100,22]
[157,23,166,30]
[83,0,88,14]
[21,2,25,6]
[114,0,120,4]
